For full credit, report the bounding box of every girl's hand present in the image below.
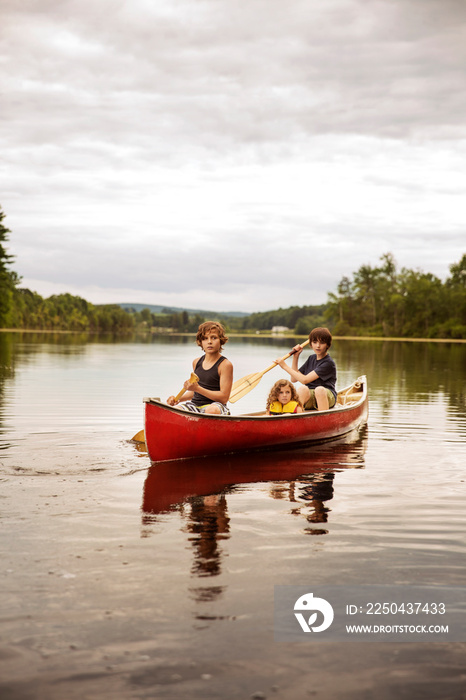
[292,344,304,356]
[166,395,177,406]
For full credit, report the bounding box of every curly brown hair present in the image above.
[196,321,229,348]
[266,379,303,411]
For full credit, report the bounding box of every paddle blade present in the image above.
[229,372,264,403]
[131,429,145,443]
[229,339,310,404]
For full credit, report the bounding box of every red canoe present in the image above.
[143,375,368,463]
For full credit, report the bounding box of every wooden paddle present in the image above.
[229,340,310,404]
[172,372,199,403]
[131,372,199,443]
[131,428,145,443]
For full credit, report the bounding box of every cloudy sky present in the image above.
[2,0,465,313]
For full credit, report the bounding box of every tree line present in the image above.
[0,207,464,338]
[326,252,466,339]
[11,289,134,333]
[0,209,131,333]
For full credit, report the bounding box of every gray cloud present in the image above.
[1,0,465,311]
[4,0,466,148]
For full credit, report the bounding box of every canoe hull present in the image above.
[144,376,368,463]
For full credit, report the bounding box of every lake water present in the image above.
[1,332,465,699]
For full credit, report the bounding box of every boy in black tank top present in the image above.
[167,322,233,415]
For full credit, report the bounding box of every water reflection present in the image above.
[335,339,466,416]
[287,472,335,535]
[184,494,230,578]
[0,333,16,448]
[0,332,18,389]
[142,429,367,588]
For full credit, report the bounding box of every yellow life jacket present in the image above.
[269,400,300,415]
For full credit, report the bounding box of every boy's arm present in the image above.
[276,359,319,385]
[276,346,319,385]
[290,344,302,371]
[167,388,195,405]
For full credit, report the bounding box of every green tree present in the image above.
[398,270,446,337]
[9,288,43,328]
[448,254,466,288]
[326,276,354,334]
[354,265,376,325]
[0,207,20,327]
[140,308,152,327]
[324,252,465,339]
[443,254,466,337]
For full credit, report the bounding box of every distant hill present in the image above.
[118,303,249,318]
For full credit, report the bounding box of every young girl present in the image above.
[266,379,304,415]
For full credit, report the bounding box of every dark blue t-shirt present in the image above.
[299,353,337,400]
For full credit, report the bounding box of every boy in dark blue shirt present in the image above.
[275,327,337,411]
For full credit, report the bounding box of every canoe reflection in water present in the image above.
[141,428,368,585]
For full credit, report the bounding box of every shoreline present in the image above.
[1,328,465,343]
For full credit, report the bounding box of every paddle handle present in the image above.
[256,339,311,378]
[174,372,199,402]
[272,338,310,368]
[228,339,311,404]
[285,338,310,357]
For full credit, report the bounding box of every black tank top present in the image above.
[192,355,226,405]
